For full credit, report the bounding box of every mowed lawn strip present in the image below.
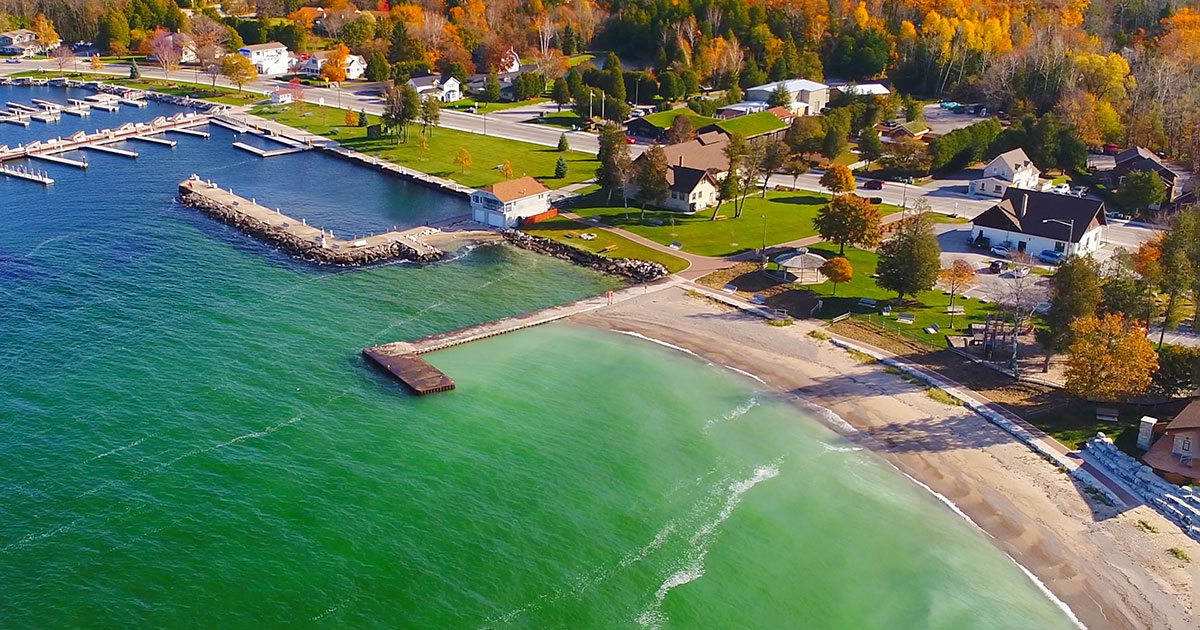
[250,103,598,189]
[572,190,902,257]
[807,243,999,344]
[521,217,689,274]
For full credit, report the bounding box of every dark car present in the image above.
[989,260,1008,273]
[863,180,884,190]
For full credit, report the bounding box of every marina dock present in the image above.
[0,112,210,165]
[0,164,54,184]
[232,141,308,158]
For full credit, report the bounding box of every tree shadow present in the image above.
[770,194,828,206]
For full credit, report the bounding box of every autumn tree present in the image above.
[876,206,941,300]
[1064,314,1158,402]
[30,13,58,48]
[286,79,305,113]
[89,54,103,71]
[320,44,350,84]
[596,122,632,203]
[786,116,824,159]
[755,138,790,197]
[221,54,257,92]
[51,45,73,72]
[344,108,357,126]
[419,96,440,136]
[813,193,881,254]
[149,28,181,79]
[189,14,228,87]
[939,258,976,329]
[785,157,809,189]
[819,164,855,195]
[634,143,670,219]
[454,147,472,173]
[500,160,514,179]
[666,114,697,144]
[821,256,853,296]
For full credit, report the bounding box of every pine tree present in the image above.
[876,208,942,300]
[555,156,569,178]
[596,122,632,202]
[557,133,569,152]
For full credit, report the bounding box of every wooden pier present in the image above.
[0,164,54,185]
[0,112,209,165]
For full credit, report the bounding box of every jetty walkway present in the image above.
[178,176,445,265]
[0,112,210,166]
[364,279,680,394]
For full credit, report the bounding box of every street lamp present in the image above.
[1042,218,1075,256]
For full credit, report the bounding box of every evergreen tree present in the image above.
[557,133,569,152]
[767,83,791,108]
[129,59,140,79]
[555,156,569,178]
[858,126,883,167]
[604,52,625,102]
[551,77,571,111]
[483,70,502,102]
[596,122,632,202]
[634,143,670,218]
[366,51,390,82]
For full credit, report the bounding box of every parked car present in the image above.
[1070,185,1088,198]
[1013,266,1031,278]
[1103,142,1121,155]
[989,260,1008,273]
[863,179,884,190]
[4,57,20,63]
[1038,250,1067,265]
[1049,183,1071,195]
[625,136,636,144]
[990,245,1011,258]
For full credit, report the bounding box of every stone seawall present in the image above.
[504,230,668,283]
[178,189,442,266]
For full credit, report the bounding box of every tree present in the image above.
[785,157,809,189]
[822,125,848,161]
[768,83,791,108]
[556,133,569,152]
[1042,255,1103,370]
[358,109,368,127]
[1117,170,1167,213]
[596,122,632,203]
[551,77,571,111]
[659,71,683,101]
[366,51,390,82]
[1064,314,1158,402]
[129,59,140,79]
[419,96,440,136]
[1156,248,1195,349]
[221,54,257,92]
[149,28,180,79]
[381,83,404,141]
[98,9,131,54]
[813,193,881,255]
[555,156,569,179]
[634,143,670,219]
[819,164,855,195]
[345,108,358,126]
[320,44,350,84]
[666,114,697,144]
[786,116,824,158]
[604,51,625,102]
[821,256,853,296]
[500,160,514,179]
[90,54,103,71]
[858,126,883,168]
[756,138,790,197]
[939,259,976,329]
[397,83,421,141]
[30,13,58,48]
[876,207,941,300]
[720,133,757,218]
[52,45,73,72]
[454,147,472,173]
[483,70,502,102]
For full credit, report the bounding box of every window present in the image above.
[1054,242,1065,252]
[994,184,1002,193]
[1183,436,1192,453]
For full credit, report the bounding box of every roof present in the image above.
[645,133,730,172]
[666,165,716,193]
[1114,146,1179,184]
[836,83,891,96]
[971,189,1106,243]
[991,148,1035,173]
[748,78,828,94]
[711,111,789,138]
[0,29,36,37]
[408,74,441,88]
[1143,433,1198,477]
[240,42,287,52]
[718,100,769,113]
[1166,401,1200,431]
[639,108,718,130]
[765,106,794,121]
[1115,146,1160,166]
[484,176,551,202]
[290,7,326,20]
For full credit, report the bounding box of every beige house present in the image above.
[629,132,730,213]
[970,148,1042,197]
[1144,401,1200,484]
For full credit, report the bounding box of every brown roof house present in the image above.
[628,132,730,213]
[470,176,553,228]
[969,188,1107,257]
[1143,401,1200,483]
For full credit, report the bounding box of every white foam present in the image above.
[615,330,701,358]
[723,365,766,384]
[85,437,145,463]
[702,397,759,432]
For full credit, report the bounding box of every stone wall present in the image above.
[503,230,668,283]
[1082,435,1200,542]
[178,190,442,266]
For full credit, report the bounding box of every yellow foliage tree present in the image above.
[320,44,349,84]
[30,13,59,46]
[820,256,853,296]
[819,164,856,195]
[500,159,514,179]
[938,258,976,328]
[90,54,103,70]
[454,147,472,173]
[1064,314,1158,402]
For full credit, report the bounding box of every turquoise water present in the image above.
[0,87,1079,628]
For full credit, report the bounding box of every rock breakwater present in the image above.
[504,230,668,282]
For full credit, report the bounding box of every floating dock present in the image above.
[127,135,176,147]
[0,112,209,165]
[168,127,210,138]
[232,141,308,157]
[0,164,53,184]
[30,152,86,168]
[87,143,138,158]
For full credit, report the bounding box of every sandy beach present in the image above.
[574,286,1199,630]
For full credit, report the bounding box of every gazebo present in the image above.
[774,249,828,285]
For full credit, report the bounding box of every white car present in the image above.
[990,245,1011,258]
[1012,266,1031,278]
[1050,183,1071,195]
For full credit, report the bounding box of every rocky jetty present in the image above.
[178,189,442,266]
[504,230,668,282]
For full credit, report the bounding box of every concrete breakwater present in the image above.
[177,178,444,266]
[504,230,668,283]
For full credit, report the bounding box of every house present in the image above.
[1111,147,1185,207]
[701,112,789,142]
[628,132,730,213]
[150,32,196,64]
[1143,401,1200,484]
[765,106,796,125]
[970,188,1107,257]
[300,50,367,80]
[0,29,45,56]
[639,131,731,174]
[877,120,929,142]
[627,165,721,213]
[716,100,769,119]
[407,75,461,103]
[464,64,539,101]
[238,42,289,76]
[270,89,293,104]
[744,79,829,116]
[470,176,553,228]
[831,82,891,98]
[497,48,521,74]
[970,148,1043,197]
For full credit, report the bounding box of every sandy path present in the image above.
[573,287,1198,630]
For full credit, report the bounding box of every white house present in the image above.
[0,29,49,56]
[300,50,366,80]
[970,189,1107,257]
[238,42,289,76]
[663,166,720,212]
[745,78,829,116]
[470,176,553,228]
[270,89,293,104]
[831,82,891,98]
[970,148,1042,197]
[407,75,462,103]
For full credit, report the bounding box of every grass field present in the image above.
[572,191,901,257]
[529,110,587,130]
[251,103,598,189]
[521,217,689,273]
[807,243,999,344]
[714,111,788,137]
[640,108,718,130]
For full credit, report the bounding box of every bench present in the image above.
[1096,407,1119,423]
[946,306,966,315]
[750,293,767,305]
[923,323,941,335]
[858,298,877,309]
[722,284,737,294]
[897,313,915,325]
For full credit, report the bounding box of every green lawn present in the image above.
[808,243,999,344]
[567,54,595,67]
[573,191,901,257]
[529,110,587,130]
[442,98,549,114]
[714,111,787,137]
[521,217,689,274]
[640,108,718,130]
[251,103,597,189]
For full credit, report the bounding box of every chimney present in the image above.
[1019,193,1028,219]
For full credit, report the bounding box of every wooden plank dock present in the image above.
[362,349,455,395]
[0,164,54,184]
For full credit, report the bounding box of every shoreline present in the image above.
[572,286,1198,630]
